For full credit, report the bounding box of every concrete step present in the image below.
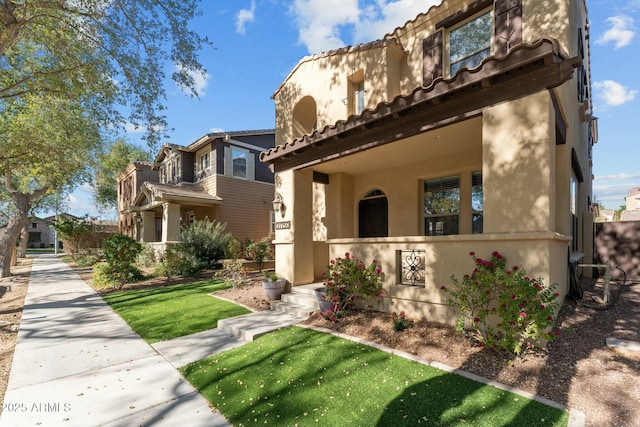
[281,291,319,309]
[218,311,305,342]
[271,300,317,317]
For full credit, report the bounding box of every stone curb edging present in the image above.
[298,324,586,427]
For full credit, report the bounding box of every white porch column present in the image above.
[162,203,181,242]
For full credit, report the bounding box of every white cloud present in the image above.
[594,173,640,181]
[290,0,360,53]
[174,65,211,97]
[597,15,635,49]
[236,1,256,35]
[594,80,637,107]
[290,0,443,54]
[124,122,146,134]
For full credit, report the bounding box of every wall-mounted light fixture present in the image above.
[272,193,286,218]
[136,216,142,224]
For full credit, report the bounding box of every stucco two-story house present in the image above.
[118,130,276,252]
[261,0,596,323]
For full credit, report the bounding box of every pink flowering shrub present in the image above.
[441,251,560,355]
[321,253,384,322]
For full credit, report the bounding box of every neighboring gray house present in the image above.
[117,129,276,252]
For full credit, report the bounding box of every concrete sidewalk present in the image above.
[0,254,231,427]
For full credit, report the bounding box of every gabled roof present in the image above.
[130,182,222,211]
[261,39,580,171]
[187,129,276,152]
[153,143,188,165]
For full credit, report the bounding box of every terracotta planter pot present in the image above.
[262,278,287,300]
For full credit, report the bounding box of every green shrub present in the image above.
[93,262,117,289]
[246,236,274,271]
[180,219,231,267]
[442,251,560,355]
[225,237,243,260]
[101,234,143,289]
[136,243,156,268]
[391,311,410,332]
[75,253,100,267]
[158,245,204,278]
[54,216,111,260]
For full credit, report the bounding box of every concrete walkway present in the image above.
[0,254,231,427]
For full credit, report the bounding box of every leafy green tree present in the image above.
[93,138,152,213]
[0,0,210,147]
[0,94,102,277]
[0,1,209,276]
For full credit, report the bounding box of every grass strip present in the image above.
[102,279,251,343]
[181,326,568,427]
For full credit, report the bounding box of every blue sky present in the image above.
[64,0,639,218]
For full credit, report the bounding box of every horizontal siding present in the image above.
[215,175,275,241]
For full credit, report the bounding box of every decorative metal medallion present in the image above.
[400,249,425,287]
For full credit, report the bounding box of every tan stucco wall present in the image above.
[482,91,556,233]
[273,169,315,284]
[274,42,405,145]
[328,232,570,325]
[352,147,482,237]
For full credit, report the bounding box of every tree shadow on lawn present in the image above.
[377,372,567,427]
[181,327,567,427]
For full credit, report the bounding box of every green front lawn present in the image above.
[102,279,251,343]
[181,326,569,427]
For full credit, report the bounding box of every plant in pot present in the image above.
[262,273,287,300]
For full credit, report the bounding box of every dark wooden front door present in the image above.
[359,197,388,238]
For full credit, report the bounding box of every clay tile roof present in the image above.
[261,38,578,166]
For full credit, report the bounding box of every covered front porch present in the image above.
[128,182,222,251]
[266,94,576,322]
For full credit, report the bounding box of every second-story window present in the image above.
[233,148,247,178]
[224,146,255,180]
[348,70,365,116]
[198,151,210,172]
[448,10,493,76]
[355,80,365,115]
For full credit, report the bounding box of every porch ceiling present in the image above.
[311,116,481,175]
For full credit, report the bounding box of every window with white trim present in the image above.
[198,151,210,172]
[269,210,276,234]
[448,10,493,76]
[224,146,255,180]
[424,175,460,236]
[348,70,365,115]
